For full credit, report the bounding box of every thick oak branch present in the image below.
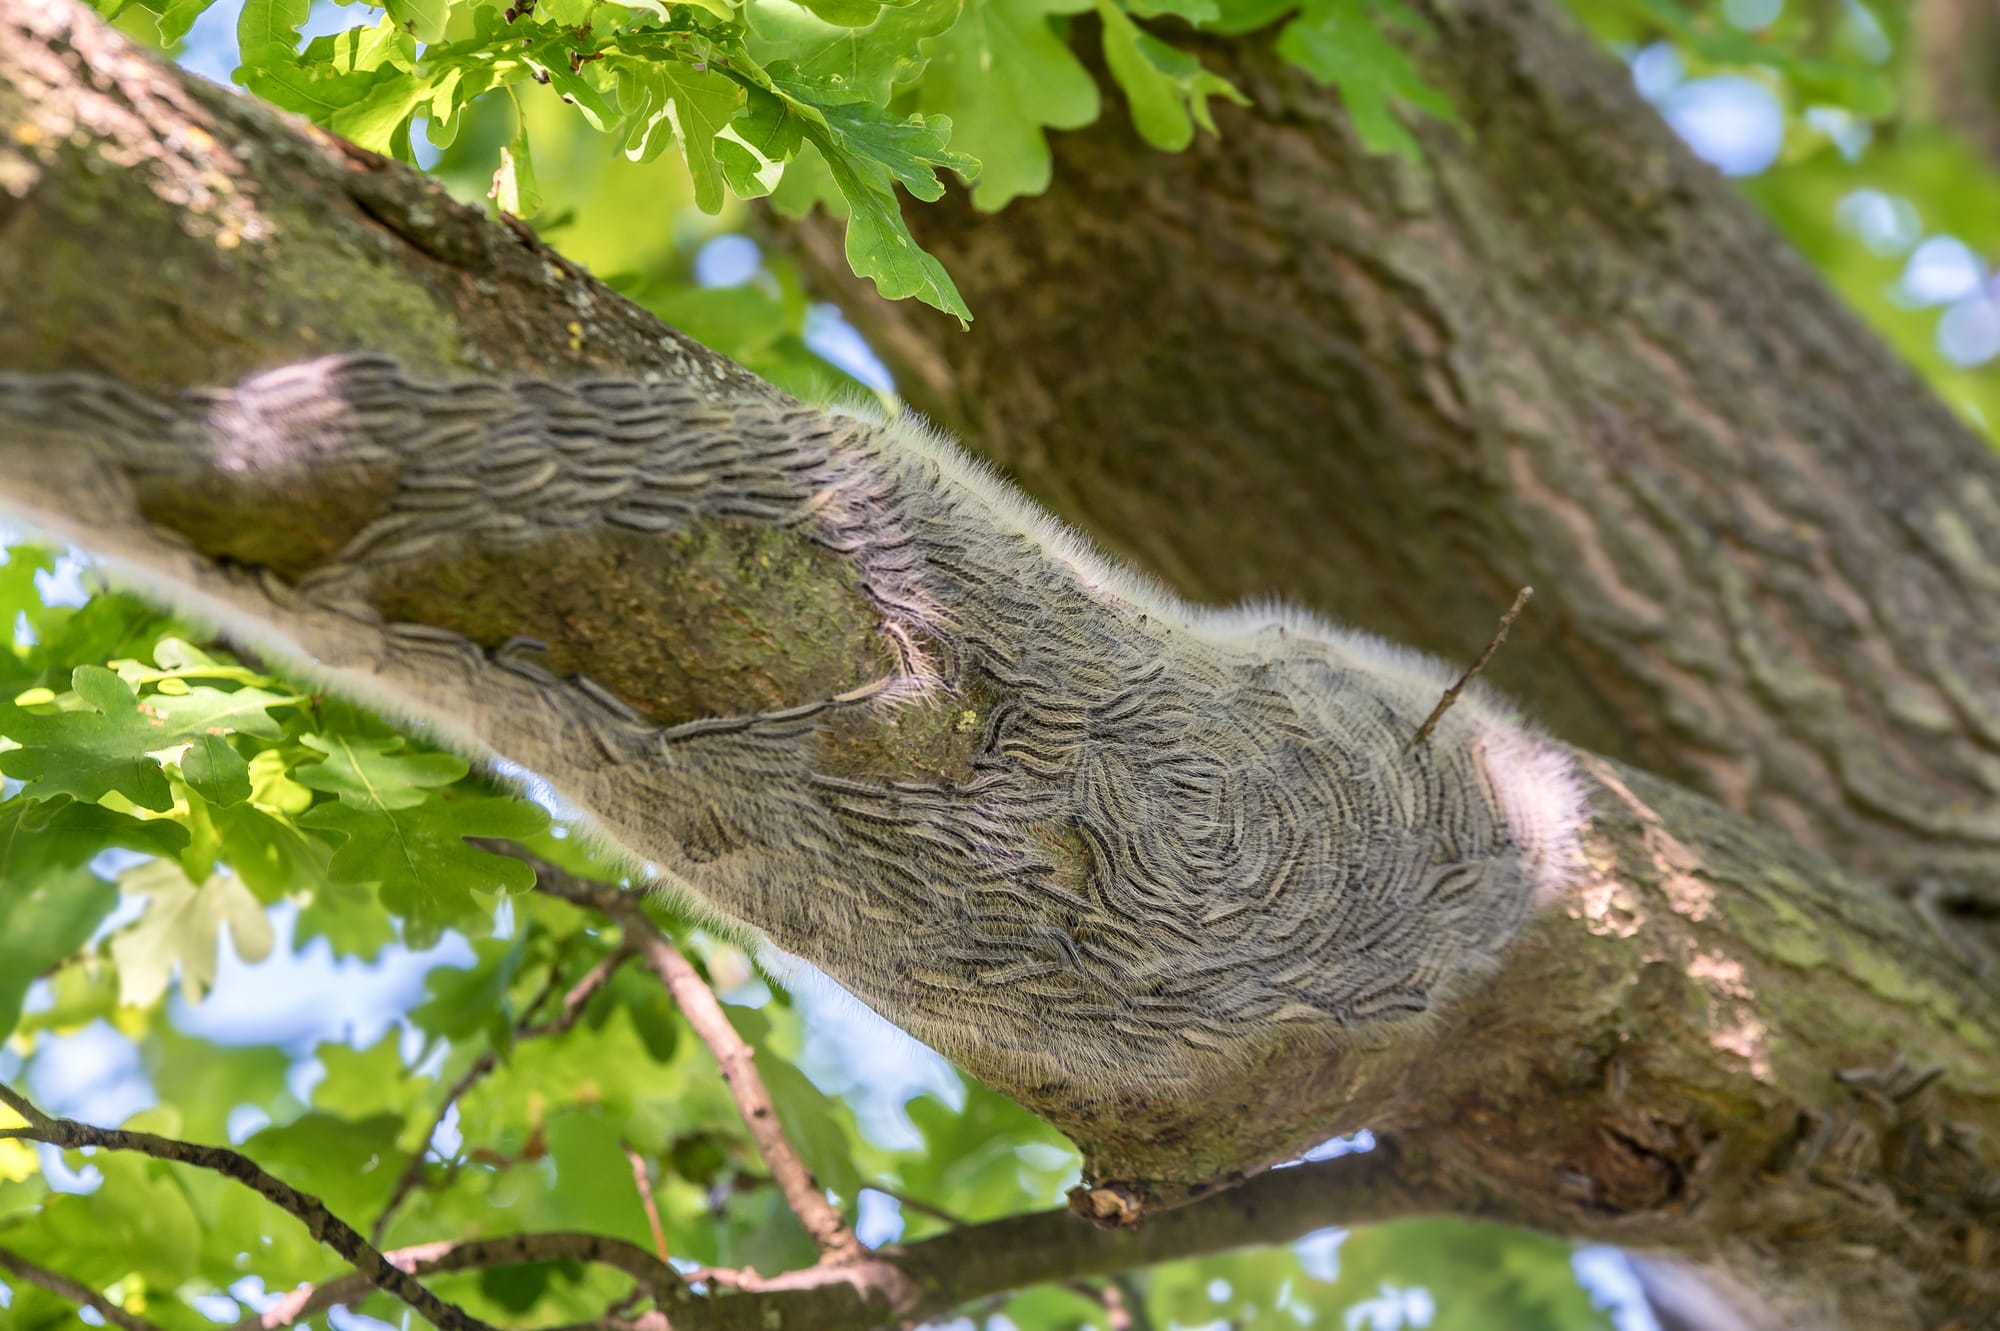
[2,7,1997,1329]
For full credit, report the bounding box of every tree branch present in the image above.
[0,1245,169,1331]
[0,1085,501,1331]
[230,1232,688,1330]
[3,5,1999,1328]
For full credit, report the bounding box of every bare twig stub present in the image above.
[0,1085,500,1331]
[1408,587,1534,750]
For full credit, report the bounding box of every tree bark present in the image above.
[1914,0,2000,172]
[783,0,2000,933]
[2,3,1996,1329]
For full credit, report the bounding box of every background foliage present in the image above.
[7,0,1999,1325]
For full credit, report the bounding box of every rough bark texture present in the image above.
[1915,0,2000,171]
[2,2,1997,1329]
[785,0,2000,936]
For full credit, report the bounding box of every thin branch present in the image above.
[231,1231,689,1330]
[1109,1275,1155,1331]
[527,862,867,1265]
[0,1080,48,1128]
[370,1051,499,1245]
[528,946,635,1039]
[626,1142,674,1264]
[0,1083,499,1331]
[10,1080,1443,1331]
[1095,1278,1136,1331]
[583,1144,1447,1331]
[864,1184,968,1230]
[372,944,634,1242]
[0,1245,169,1331]
[1408,586,1534,749]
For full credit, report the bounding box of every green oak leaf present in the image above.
[25,1153,202,1288]
[0,794,191,890]
[544,1110,660,1246]
[1205,0,1296,31]
[246,747,314,816]
[814,99,977,200]
[332,75,436,155]
[299,794,549,917]
[916,0,1099,209]
[795,0,890,25]
[591,963,682,1061]
[383,0,448,42]
[744,0,963,104]
[0,795,182,1034]
[147,681,293,740]
[314,1031,426,1121]
[156,0,222,42]
[766,72,977,314]
[0,863,119,1039]
[1275,0,1458,160]
[210,800,332,902]
[0,544,55,624]
[14,954,118,1036]
[236,0,309,71]
[1096,0,1246,150]
[541,52,619,132]
[327,13,420,72]
[239,1112,407,1219]
[293,733,468,810]
[821,147,972,317]
[1315,1217,1613,1330]
[412,932,530,1041]
[621,62,745,213]
[898,1080,1078,1218]
[0,663,293,812]
[180,734,252,808]
[0,665,178,810]
[119,637,275,689]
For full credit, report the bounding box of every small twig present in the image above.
[371,1051,498,1244]
[0,1084,498,1331]
[1111,1274,1155,1330]
[229,1231,689,1330]
[1407,586,1534,750]
[529,863,867,1265]
[525,945,634,1040]
[371,944,634,1242]
[865,1184,968,1230]
[1097,1277,1135,1331]
[0,1080,49,1128]
[0,1245,169,1331]
[625,1141,673,1264]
